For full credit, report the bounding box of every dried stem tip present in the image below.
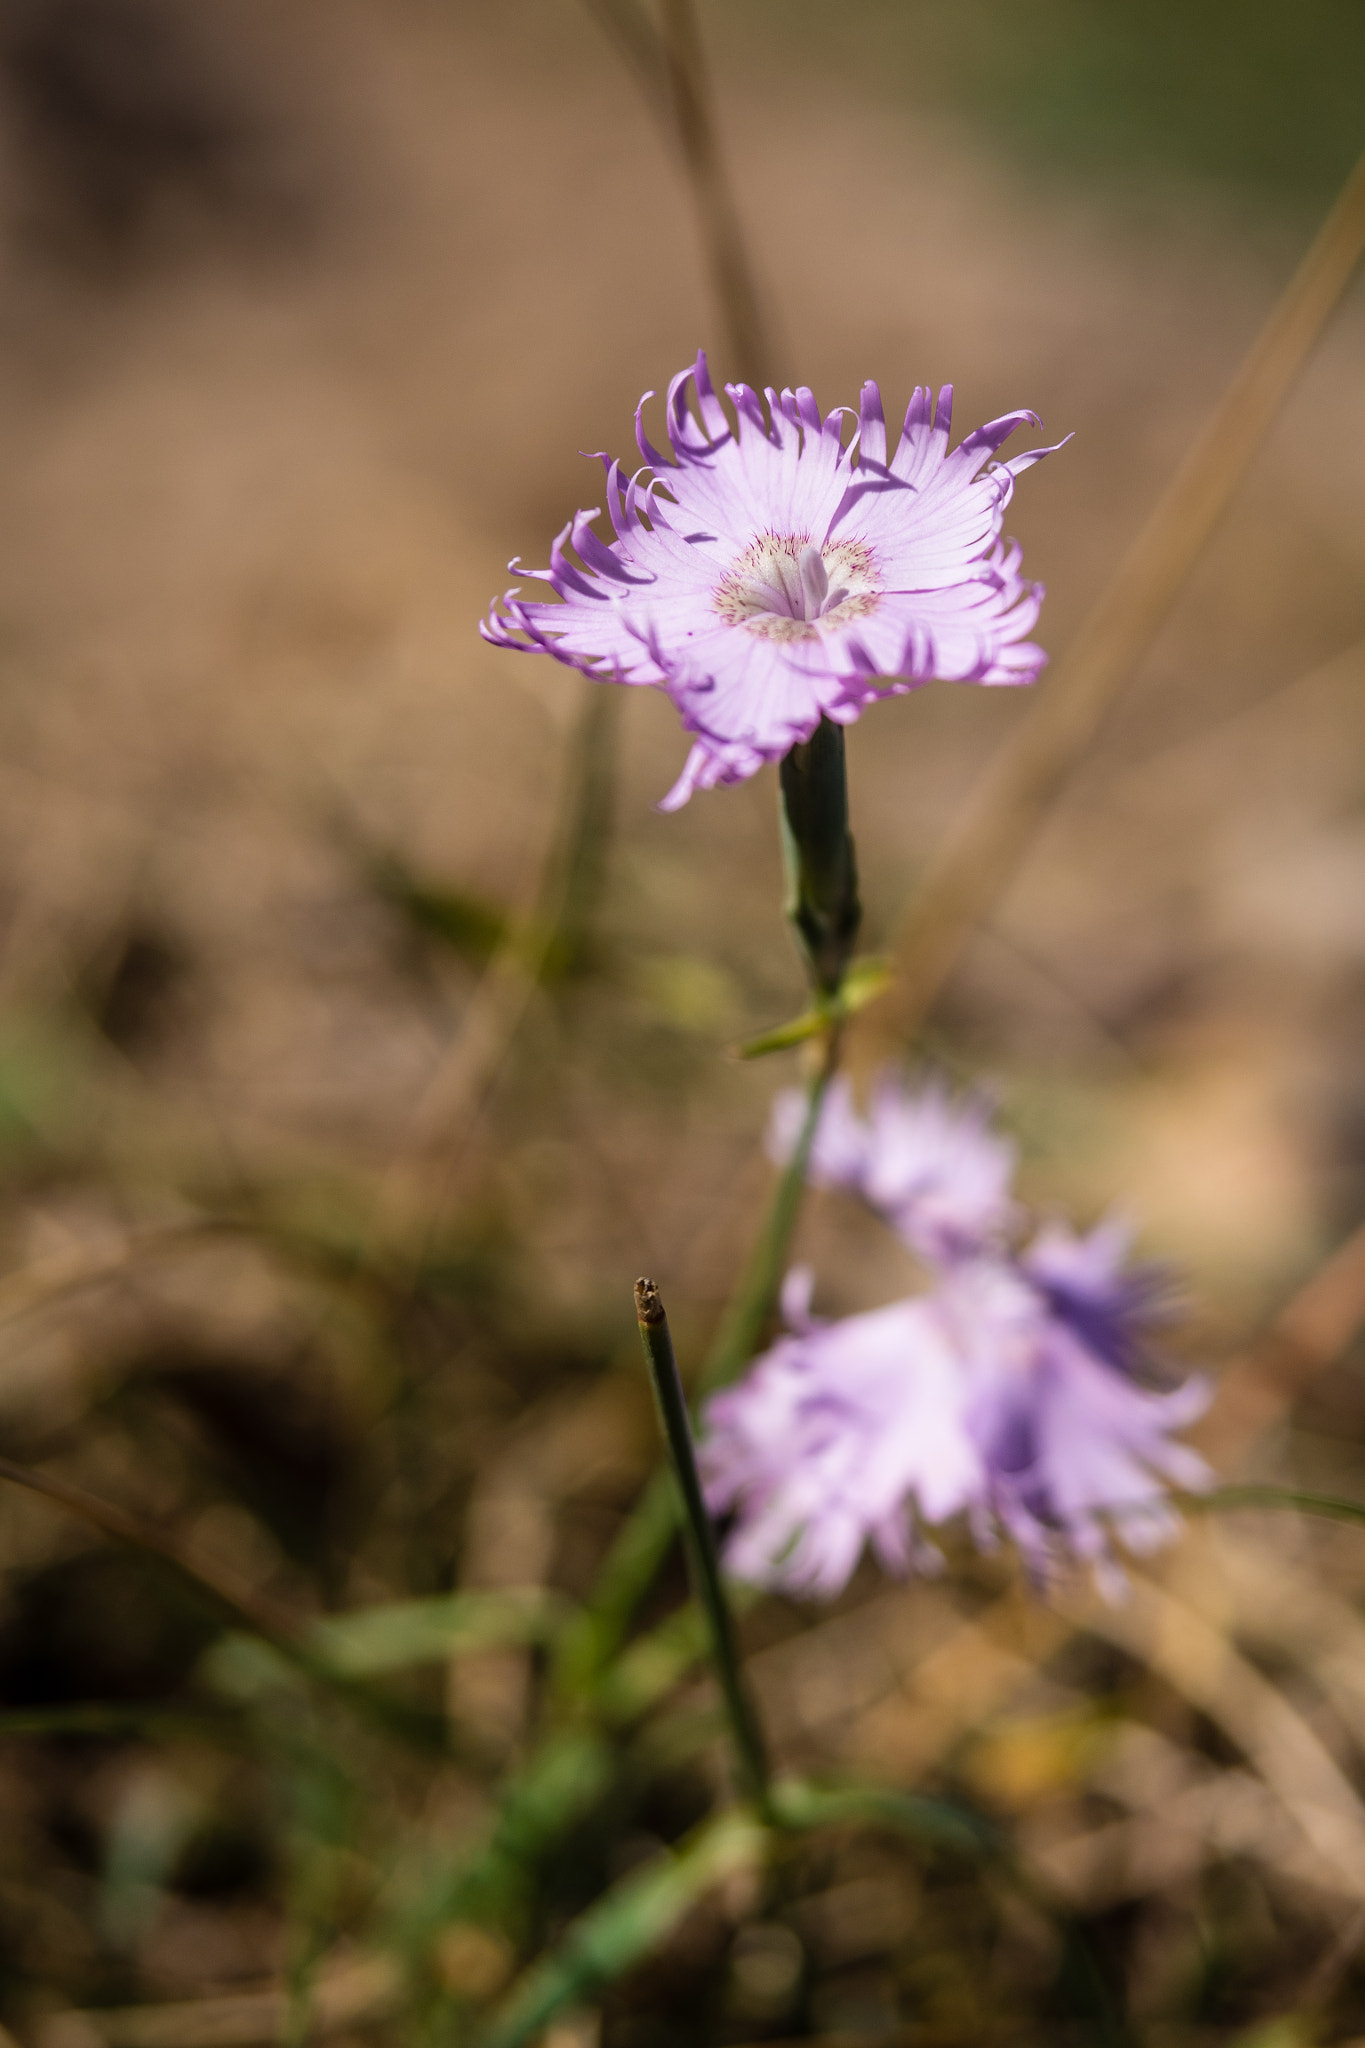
[635,1276,666,1324]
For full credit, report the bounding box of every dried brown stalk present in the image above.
[0,1454,303,1648]
[856,145,1365,1060]
[1065,1562,1365,1900]
[656,0,774,388]
[38,1954,397,2048]
[580,0,776,387]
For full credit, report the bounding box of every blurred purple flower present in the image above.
[699,1268,975,1596]
[483,353,1064,807]
[768,1070,1017,1261]
[701,1220,1210,1602]
[1021,1214,1172,1375]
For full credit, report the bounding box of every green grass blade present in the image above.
[479,1809,768,2048]
[307,1588,572,1677]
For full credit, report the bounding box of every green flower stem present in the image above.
[554,1043,838,1698]
[779,715,861,996]
[634,1278,774,1819]
[553,725,855,1705]
[700,1028,840,1396]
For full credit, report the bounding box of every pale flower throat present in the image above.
[714,535,879,642]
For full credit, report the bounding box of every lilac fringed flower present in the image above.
[768,1071,1016,1261]
[483,353,1065,808]
[941,1243,1211,1599]
[699,1270,981,1597]
[702,1078,1211,1600]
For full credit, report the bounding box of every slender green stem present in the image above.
[633,1278,773,1818]
[541,681,620,984]
[779,717,861,997]
[556,1042,838,1697]
[1189,1483,1365,1527]
[699,1028,840,1394]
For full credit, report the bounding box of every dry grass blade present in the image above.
[857,143,1365,1059]
[0,1222,202,1328]
[40,1955,398,2048]
[1107,632,1365,790]
[1297,1900,1365,2013]
[373,681,616,1250]
[1180,1534,1365,1761]
[746,1579,1066,1781]
[657,0,775,388]
[577,0,672,127]
[0,1455,303,1648]
[1031,1719,1341,1912]
[1200,1213,1365,1463]
[579,0,775,387]
[1064,1568,1365,1898]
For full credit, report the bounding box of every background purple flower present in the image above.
[484,353,1064,806]
[768,1070,1017,1260]
[940,1251,1211,1597]
[700,1280,978,1596]
[1022,1216,1173,1374]
[707,1085,1209,1601]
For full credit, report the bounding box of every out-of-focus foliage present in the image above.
[0,2,1363,2045]
[756,0,1365,204]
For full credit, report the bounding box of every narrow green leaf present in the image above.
[0,1702,245,1742]
[307,1588,571,1678]
[771,1776,1001,1858]
[734,1008,828,1059]
[366,848,509,964]
[838,955,896,1009]
[594,1603,711,1723]
[479,1810,768,2048]
[391,1731,616,1960]
[733,956,893,1058]
[1192,1483,1365,1528]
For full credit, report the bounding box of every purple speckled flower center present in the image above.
[713,535,880,643]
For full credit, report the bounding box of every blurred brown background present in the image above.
[1,2,1365,2040]
[0,0,1360,1300]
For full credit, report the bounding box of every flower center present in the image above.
[713,535,879,642]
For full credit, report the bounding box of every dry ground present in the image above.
[1,2,1364,2040]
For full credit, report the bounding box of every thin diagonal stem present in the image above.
[0,1453,303,1647]
[1192,1484,1365,1528]
[634,1279,773,1816]
[699,1027,840,1395]
[0,1457,461,1756]
[578,0,775,387]
[657,0,774,388]
[857,141,1365,1059]
[577,0,672,126]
